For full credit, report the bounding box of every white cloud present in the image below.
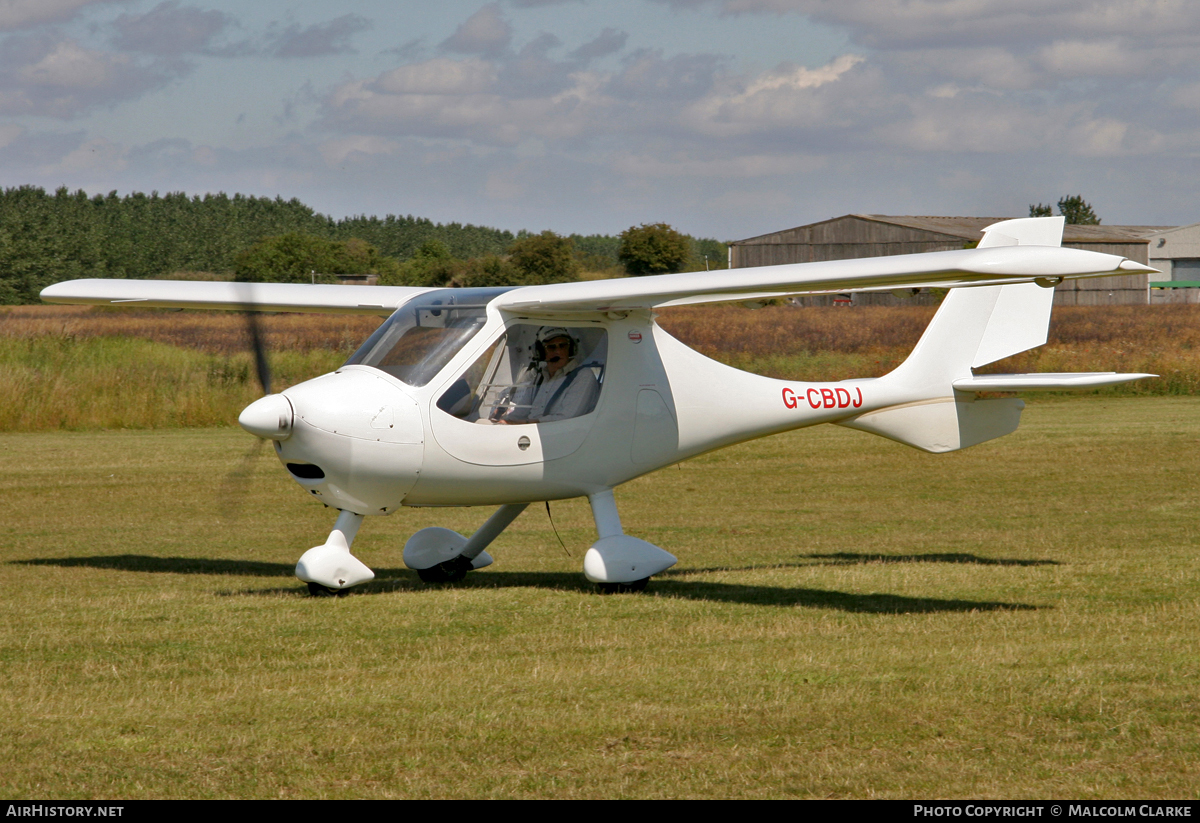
[715,0,1200,45]
[483,163,528,200]
[0,0,119,31]
[270,14,371,59]
[1037,39,1150,78]
[0,121,23,147]
[439,4,511,58]
[741,54,864,94]
[318,135,400,166]
[0,36,177,118]
[611,151,825,179]
[569,28,626,63]
[605,50,723,101]
[1169,82,1200,110]
[371,58,497,96]
[20,39,130,89]
[680,54,866,137]
[889,47,1040,91]
[50,135,125,172]
[875,95,1162,158]
[322,55,605,145]
[111,2,236,56]
[1,0,1197,237]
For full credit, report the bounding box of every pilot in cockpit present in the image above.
[497,327,601,424]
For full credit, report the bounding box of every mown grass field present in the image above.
[2,398,1198,798]
[2,302,1198,798]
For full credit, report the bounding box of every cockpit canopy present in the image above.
[342,288,512,387]
[437,324,607,424]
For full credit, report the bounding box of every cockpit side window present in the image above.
[342,287,511,387]
[436,324,607,424]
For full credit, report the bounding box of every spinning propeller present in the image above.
[219,310,278,522]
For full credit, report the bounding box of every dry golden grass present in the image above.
[0,306,384,431]
[1,302,1197,433]
[0,304,381,356]
[658,302,1200,357]
[657,303,1200,392]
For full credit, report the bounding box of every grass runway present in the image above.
[2,397,1198,798]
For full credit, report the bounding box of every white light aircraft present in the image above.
[41,217,1156,595]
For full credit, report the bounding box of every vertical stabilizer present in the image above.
[977,216,1065,248]
[887,216,1064,388]
[885,281,1055,389]
[839,217,1063,453]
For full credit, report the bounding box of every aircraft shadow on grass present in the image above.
[663,553,1058,578]
[798,552,1059,567]
[14,555,1038,613]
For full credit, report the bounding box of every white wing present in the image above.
[40,279,426,316]
[497,245,1153,315]
[40,218,1154,316]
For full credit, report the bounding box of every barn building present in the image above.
[1145,222,1200,304]
[728,215,1171,306]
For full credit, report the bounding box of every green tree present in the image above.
[233,233,398,283]
[1057,194,1100,225]
[618,223,691,276]
[1028,196,1101,224]
[689,237,728,271]
[507,231,579,284]
[381,239,458,287]
[569,233,622,270]
[412,239,452,262]
[448,255,522,289]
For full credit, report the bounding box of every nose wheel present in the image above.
[306,582,351,597]
[596,577,649,594]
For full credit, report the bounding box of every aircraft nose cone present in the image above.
[239,394,294,440]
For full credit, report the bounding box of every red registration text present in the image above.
[782,386,863,411]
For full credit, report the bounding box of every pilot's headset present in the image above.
[534,326,578,363]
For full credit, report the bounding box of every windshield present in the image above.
[343,287,513,387]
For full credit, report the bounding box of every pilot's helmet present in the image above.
[535,326,578,360]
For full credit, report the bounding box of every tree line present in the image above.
[1029,195,1101,225]
[0,186,728,303]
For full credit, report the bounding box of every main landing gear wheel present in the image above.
[416,555,474,584]
[306,582,351,598]
[596,577,650,595]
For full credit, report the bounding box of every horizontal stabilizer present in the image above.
[837,397,1025,454]
[953,372,1156,392]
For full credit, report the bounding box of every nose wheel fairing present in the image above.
[295,510,374,592]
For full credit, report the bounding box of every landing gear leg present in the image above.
[583,490,676,593]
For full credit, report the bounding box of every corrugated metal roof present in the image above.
[731,214,1174,245]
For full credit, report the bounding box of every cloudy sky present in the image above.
[0,0,1196,239]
